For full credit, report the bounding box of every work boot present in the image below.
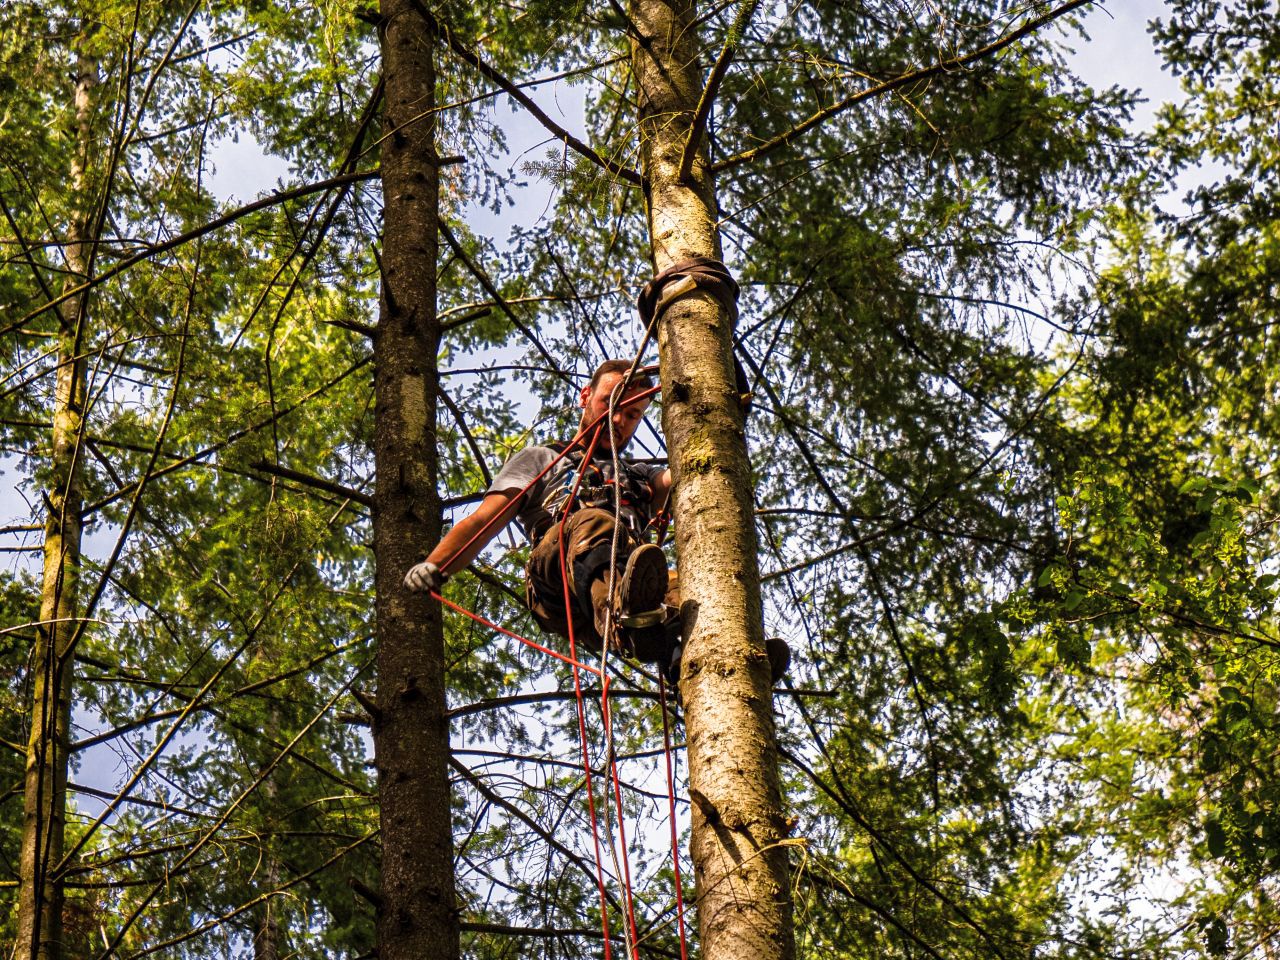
[665,643,683,688]
[624,605,680,663]
[615,544,668,628]
[765,637,791,684]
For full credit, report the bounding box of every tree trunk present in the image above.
[251,856,282,960]
[630,2,796,958]
[16,51,96,960]
[372,3,459,959]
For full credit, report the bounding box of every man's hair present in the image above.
[588,359,654,392]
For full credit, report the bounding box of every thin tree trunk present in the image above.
[252,856,282,960]
[372,3,459,958]
[630,2,796,958]
[16,51,96,960]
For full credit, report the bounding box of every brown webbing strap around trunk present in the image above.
[637,255,740,328]
[637,256,752,411]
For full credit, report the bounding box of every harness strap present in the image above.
[637,256,752,414]
[637,255,739,328]
[541,440,655,534]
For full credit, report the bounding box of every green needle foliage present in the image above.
[6,0,1280,958]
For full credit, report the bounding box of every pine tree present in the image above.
[371,0,459,956]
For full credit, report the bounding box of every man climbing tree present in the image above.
[403,359,789,683]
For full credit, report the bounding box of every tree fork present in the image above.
[373,3,459,959]
[629,1,795,958]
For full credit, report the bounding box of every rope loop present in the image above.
[638,256,752,416]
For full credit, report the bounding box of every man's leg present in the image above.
[623,570,682,671]
[566,509,667,639]
[525,508,667,644]
[624,570,790,686]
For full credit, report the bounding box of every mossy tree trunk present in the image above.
[372,2,459,957]
[630,1,796,958]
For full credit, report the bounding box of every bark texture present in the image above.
[17,53,95,960]
[630,2,796,958]
[373,4,459,958]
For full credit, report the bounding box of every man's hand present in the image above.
[404,560,446,594]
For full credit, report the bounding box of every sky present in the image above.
[1070,0,1181,128]
[201,2,1185,243]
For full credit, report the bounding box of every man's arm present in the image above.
[428,490,524,576]
[404,490,523,593]
[652,468,673,508]
[645,465,675,512]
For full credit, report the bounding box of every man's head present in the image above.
[578,360,654,450]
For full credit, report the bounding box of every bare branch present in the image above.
[439,221,574,388]
[422,5,643,187]
[678,0,762,183]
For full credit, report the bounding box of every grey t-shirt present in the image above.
[487,444,665,540]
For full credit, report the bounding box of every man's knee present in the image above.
[565,507,625,549]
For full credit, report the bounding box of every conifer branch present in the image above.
[116,832,377,960]
[4,170,382,337]
[801,869,951,960]
[418,3,644,187]
[80,355,372,518]
[92,670,371,958]
[72,639,367,751]
[778,743,1010,959]
[449,756,632,921]
[713,0,1093,171]
[438,221,575,387]
[437,386,493,488]
[448,688,662,720]
[459,920,623,942]
[248,460,373,506]
[55,510,370,882]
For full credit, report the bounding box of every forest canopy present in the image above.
[2,1,1278,958]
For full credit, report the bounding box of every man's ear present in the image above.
[578,384,592,408]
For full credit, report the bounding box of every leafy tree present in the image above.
[10,2,1243,959]
[2,2,383,955]
[1017,3,1280,956]
[402,1,1143,958]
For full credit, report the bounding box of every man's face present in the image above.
[579,371,651,450]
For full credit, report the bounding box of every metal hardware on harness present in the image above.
[543,449,655,540]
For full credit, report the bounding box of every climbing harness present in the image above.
[538,440,659,542]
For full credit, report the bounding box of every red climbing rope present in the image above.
[431,592,601,677]
[660,675,690,959]
[556,420,622,957]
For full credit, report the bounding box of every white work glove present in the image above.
[404,559,446,593]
